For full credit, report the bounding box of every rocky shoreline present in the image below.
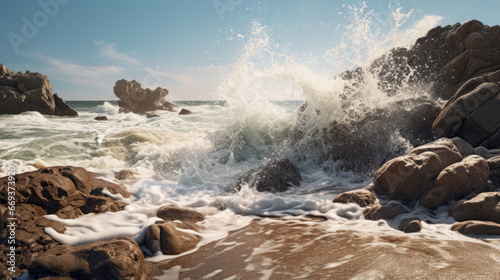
[1,19,500,279]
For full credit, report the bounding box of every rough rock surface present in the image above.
[0,167,132,278]
[234,158,302,193]
[332,189,378,207]
[113,79,178,114]
[433,73,500,148]
[28,237,153,280]
[178,108,192,115]
[451,220,500,235]
[363,201,409,220]
[487,155,500,186]
[0,63,77,116]
[419,155,490,209]
[399,218,423,233]
[373,138,462,201]
[449,192,500,223]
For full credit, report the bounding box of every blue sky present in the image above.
[1,0,499,100]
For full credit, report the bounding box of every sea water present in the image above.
[1,4,496,264]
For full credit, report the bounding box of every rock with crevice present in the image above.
[113,79,178,114]
[332,189,378,207]
[398,218,423,233]
[373,138,462,202]
[449,192,500,223]
[234,158,302,193]
[144,222,199,256]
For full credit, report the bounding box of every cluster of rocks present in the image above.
[0,166,205,279]
[329,20,500,236]
[0,64,77,116]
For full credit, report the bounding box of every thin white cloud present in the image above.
[94,41,141,66]
[27,52,125,88]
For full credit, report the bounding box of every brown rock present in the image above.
[332,189,378,207]
[157,206,205,222]
[114,169,136,181]
[449,192,500,223]
[373,139,462,201]
[399,218,423,233]
[432,75,500,148]
[0,64,77,116]
[94,115,108,121]
[451,220,500,235]
[113,79,178,114]
[234,158,302,193]
[419,155,490,209]
[144,222,199,255]
[364,202,409,220]
[28,237,152,280]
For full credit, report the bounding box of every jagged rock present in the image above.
[157,206,205,222]
[94,116,108,121]
[449,192,500,223]
[113,79,178,114]
[364,201,409,220]
[294,97,442,173]
[28,237,153,280]
[0,63,77,116]
[373,138,462,201]
[178,108,192,115]
[398,218,423,233]
[332,189,378,207]
[144,222,199,255]
[433,73,500,148]
[451,220,500,235]
[234,158,301,193]
[419,155,490,209]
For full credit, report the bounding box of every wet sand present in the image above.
[154,217,500,279]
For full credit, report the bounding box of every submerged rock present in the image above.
[234,158,302,193]
[332,189,378,207]
[451,220,500,235]
[113,79,178,114]
[0,63,77,116]
[28,237,153,279]
[363,201,409,220]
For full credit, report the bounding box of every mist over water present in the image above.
[2,3,475,260]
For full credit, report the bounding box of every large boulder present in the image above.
[113,79,178,114]
[0,64,77,116]
[449,192,500,223]
[419,155,490,209]
[28,237,153,280]
[433,73,500,148]
[233,158,302,193]
[451,220,500,235]
[0,166,130,219]
[373,138,462,201]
